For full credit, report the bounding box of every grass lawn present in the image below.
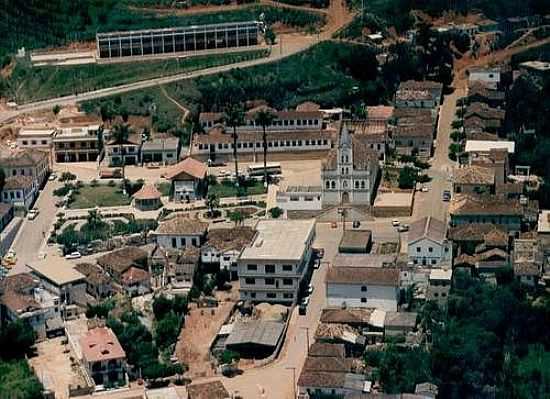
[208,180,266,198]
[68,185,131,209]
[9,50,269,103]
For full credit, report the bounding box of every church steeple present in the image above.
[339,125,352,148]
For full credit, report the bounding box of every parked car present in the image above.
[421,185,429,192]
[64,251,82,259]
[299,302,308,315]
[352,220,361,228]
[27,209,39,220]
[307,284,314,295]
[331,222,338,229]
[442,190,451,201]
[313,258,321,269]
[48,173,57,181]
[392,219,400,227]
[398,224,409,232]
[300,296,310,307]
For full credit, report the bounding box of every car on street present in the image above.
[421,185,429,192]
[307,284,314,295]
[313,258,321,269]
[64,251,82,259]
[352,220,361,228]
[27,209,39,220]
[300,296,310,307]
[48,173,57,181]
[392,219,400,227]
[331,222,338,228]
[442,190,451,201]
[398,224,409,232]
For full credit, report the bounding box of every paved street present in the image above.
[412,88,466,222]
[9,180,60,275]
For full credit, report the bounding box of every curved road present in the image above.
[0,0,352,125]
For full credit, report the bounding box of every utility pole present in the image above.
[286,366,296,398]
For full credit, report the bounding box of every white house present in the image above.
[16,127,56,150]
[426,268,452,306]
[468,67,501,90]
[2,176,36,210]
[407,216,452,267]
[163,157,207,202]
[275,185,323,214]
[325,266,400,311]
[154,215,208,250]
[200,226,256,279]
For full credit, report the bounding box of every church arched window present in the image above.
[355,181,359,189]
[331,181,336,189]
[361,181,366,189]
[326,180,330,189]
[345,155,349,163]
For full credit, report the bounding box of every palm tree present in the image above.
[223,103,245,186]
[253,109,276,186]
[111,123,132,190]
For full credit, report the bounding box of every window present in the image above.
[428,247,433,253]
[290,196,299,201]
[326,181,330,189]
[283,265,293,272]
[265,278,275,285]
[16,192,20,199]
[245,278,255,285]
[331,181,336,189]
[434,293,439,297]
[283,293,294,299]
[266,293,276,299]
[192,238,197,247]
[247,264,257,271]
[250,293,256,299]
[265,265,275,274]
[361,286,367,292]
[180,237,186,246]
[22,141,28,145]
[416,247,421,253]
[431,259,437,265]
[441,293,447,297]
[283,278,293,286]
[171,238,177,248]
[361,297,367,303]
[31,140,37,145]
[41,140,47,145]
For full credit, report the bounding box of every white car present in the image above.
[307,284,314,295]
[392,219,400,227]
[48,173,57,181]
[64,252,81,260]
[398,224,409,232]
[421,185,429,192]
[27,209,39,220]
[300,296,310,306]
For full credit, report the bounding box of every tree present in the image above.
[206,192,220,217]
[52,104,61,117]
[86,209,103,230]
[0,320,36,359]
[59,171,76,182]
[111,123,133,186]
[253,108,277,186]
[264,27,276,45]
[155,311,181,350]
[398,167,417,189]
[223,103,245,186]
[269,207,283,218]
[228,210,244,226]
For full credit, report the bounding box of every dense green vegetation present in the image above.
[0,320,43,399]
[122,0,256,6]
[369,271,550,397]
[507,73,550,207]
[1,50,269,103]
[0,1,323,57]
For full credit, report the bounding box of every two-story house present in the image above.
[325,266,400,311]
[96,246,149,283]
[395,80,443,110]
[80,327,127,386]
[453,165,495,195]
[237,219,315,304]
[0,149,49,209]
[408,217,452,267]
[426,268,452,306]
[104,133,142,166]
[53,124,102,162]
[163,157,208,202]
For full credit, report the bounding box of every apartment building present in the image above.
[54,124,102,162]
[237,219,316,304]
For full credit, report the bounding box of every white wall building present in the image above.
[154,215,208,250]
[321,126,379,207]
[237,219,315,304]
[426,268,452,306]
[468,67,501,89]
[407,216,452,267]
[16,127,56,150]
[276,186,323,214]
[325,266,400,311]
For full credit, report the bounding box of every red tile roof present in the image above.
[164,157,207,180]
[133,184,161,200]
[326,266,399,286]
[80,327,126,363]
[121,266,150,285]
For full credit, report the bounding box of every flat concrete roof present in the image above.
[465,140,515,154]
[429,268,452,281]
[374,191,414,207]
[538,210,550,233]
[27,258,86,286]
[240,219,315,262]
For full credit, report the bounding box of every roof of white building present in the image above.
[239,219,315,262]
[464,140,515,154]
[27,258,86,286]
[429,268,452,281]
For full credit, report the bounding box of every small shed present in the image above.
[224,320,285,359]
[338,230,372,253]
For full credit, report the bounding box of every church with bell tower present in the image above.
[321,125,379,207]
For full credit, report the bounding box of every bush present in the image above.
[269,207,283,218]
[417,174,431,183]
[59,172,76,182]
[53,184,73,197]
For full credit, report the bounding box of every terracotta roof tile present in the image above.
[408,216,447,244]
[121,266,150,285]
[133,184,161,200]
[164,157,207,180]
[156,214,208,236]
[326,266,399,286]
[453,165,495,185]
